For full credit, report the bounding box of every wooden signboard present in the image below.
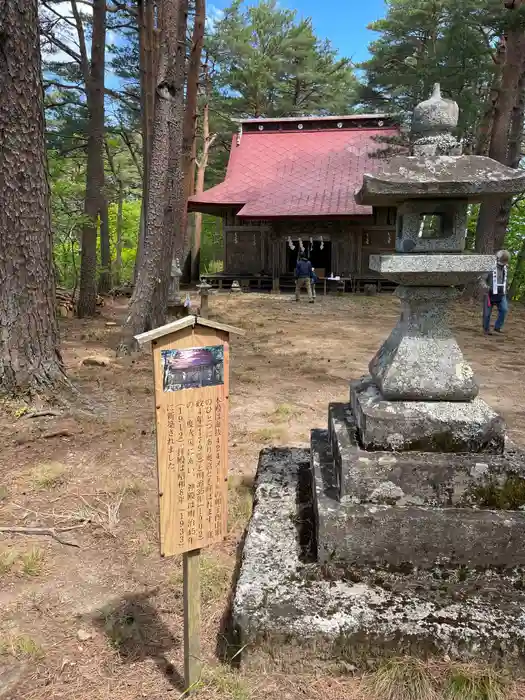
[137,316,244,557]
[136,315,244,692]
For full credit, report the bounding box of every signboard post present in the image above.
[136,315,244,692]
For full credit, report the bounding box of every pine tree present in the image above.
[358,0,503,147]
[0,0,66,395]
[119,0,189,351]
[207,0,358,119]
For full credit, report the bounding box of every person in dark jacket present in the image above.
[295,254,314,302]
[483,249,510,335]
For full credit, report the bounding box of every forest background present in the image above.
[40,0,525,304]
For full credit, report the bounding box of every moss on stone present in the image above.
[470,476,525,510]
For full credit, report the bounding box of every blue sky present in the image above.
[210,0,388,64]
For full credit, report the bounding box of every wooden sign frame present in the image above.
[136,315,244,692]
[136,316,245,558]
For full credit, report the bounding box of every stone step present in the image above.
[328,402,524,503]
[312,426,525,569]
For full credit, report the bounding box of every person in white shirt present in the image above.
[483,250,510,335]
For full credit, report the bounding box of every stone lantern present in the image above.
[353,83,525,452]
[229,86,525,666]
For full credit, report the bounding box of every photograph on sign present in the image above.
[161,345,224,392]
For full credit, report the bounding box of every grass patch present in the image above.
[168,554,231,605]
[255,426,286,443]
[31,462,68,490]
[200,665,251,700]
[200,554,232,604]
[0,634,44,660]
[268,403,299,423]
[20,548,45,577]
[228,476,253,531]
[365,657,438,700]
[0,550,18,575]
[443,666,510,700]
[0,486,8,502]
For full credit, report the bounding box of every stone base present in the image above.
[368,285,479,401]
[313,426,525,569]
[166,301,189,319]
[351,376,505,453]
[329,403,521,502]
[232,448,525,670]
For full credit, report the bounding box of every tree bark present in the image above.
[76,0,108,316]
[119,0,188,351]
[181,0,205,283]
[183,0,205,199]
[475,0,525,253]
[193,77,217,281]
[98,198,111,293]
[492,57,525,252]
[0,0,66,394]
[134,0,156,282]
[116,182,124,286]
[475,38,506,156]
[182,0,206,280]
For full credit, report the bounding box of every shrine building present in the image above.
[188,114,398,293]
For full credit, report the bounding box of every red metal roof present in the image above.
[188,124,398,218]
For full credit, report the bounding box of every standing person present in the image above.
[483,250,510,335]
[310,267,318,300]
[294,253,314,303]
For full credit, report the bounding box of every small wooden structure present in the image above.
[135,314,245,691]
[188,114,398,293]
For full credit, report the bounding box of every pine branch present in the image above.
[44,80,86,92]
[40,31,82,65]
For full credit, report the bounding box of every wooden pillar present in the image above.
[270,226,280,293]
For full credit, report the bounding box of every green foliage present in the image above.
[504,198,525,299]
[359,0,504,147]
[203,0,358,185]
[207,0,357,118]
[443,666,509,700]
[199,215,224,273]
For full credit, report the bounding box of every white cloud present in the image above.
[41,0,92,64]
[206,4,224,32]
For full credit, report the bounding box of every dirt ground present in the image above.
[1,292,525,700]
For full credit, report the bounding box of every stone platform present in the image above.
[351,377,505,453]
[232,448,525,670]
[314,421,525,568]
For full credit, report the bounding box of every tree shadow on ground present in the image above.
[89,589,185,692]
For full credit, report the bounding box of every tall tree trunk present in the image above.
[475,38,506,156]
[76,0,107,316]
[115,181,124,286]
[475,0,525,253]
[119,0,189,351]
[183,0,205,282]
[0,0,66,394]
[193,81,217,281]
[98,198,111,293]
[134,0,156,283]
[492,59,525,252]
[152,0,189,321]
